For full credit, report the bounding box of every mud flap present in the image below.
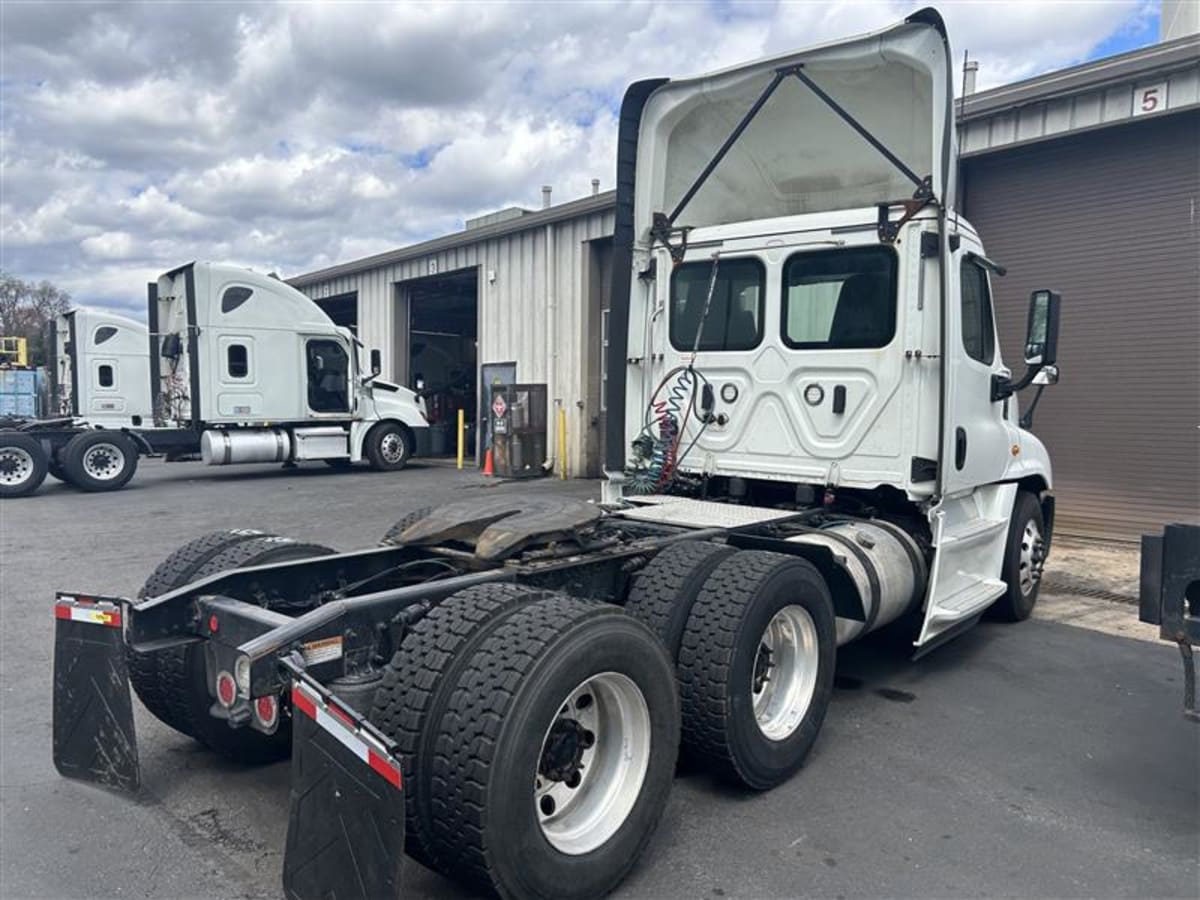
[282,666,405,900]
[52,593,140,792]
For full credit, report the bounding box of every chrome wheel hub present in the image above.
[535,672,650,856]
[1018,519,1045,597]
[82,442,125,481]
[0,447,35,485]
[380,432,405,464]
[752,605,819,741]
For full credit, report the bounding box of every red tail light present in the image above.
[254,694,279,731]
[215,671,237,707]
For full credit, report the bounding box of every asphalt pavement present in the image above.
[1,458,1196,899]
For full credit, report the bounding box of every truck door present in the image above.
[940,252,1013,495]
[305,338,351,415]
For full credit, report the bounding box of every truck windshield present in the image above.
[781,246,897,350]
[670,257,765,352]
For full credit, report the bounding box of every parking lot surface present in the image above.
[2,459,1197,899]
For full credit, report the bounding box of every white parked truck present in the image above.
[50,306,153,426]
[51,9,1062,900]
[0,261,427,496]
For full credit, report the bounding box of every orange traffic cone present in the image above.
[482,447,494,477]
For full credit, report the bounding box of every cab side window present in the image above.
[960,259,996,365]
[306,339,350,413]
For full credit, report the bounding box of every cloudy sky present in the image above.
[1,0,1159,316]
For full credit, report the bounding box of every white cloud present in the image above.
[0,0,1155,309]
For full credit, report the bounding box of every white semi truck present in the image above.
[50,306,153,426]
[51,9,1062,900]
[0,262,428,496]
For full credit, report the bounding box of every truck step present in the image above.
[926,577,1006,625]
[938,517,1007,549]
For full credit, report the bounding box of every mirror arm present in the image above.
[991,363,1042,402]
[1019,384,1047,430]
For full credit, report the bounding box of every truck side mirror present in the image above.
[370,348,382,376]
[1024,289,1060,367]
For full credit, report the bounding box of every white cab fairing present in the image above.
[632,9,956,235]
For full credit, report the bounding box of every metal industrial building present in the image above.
[291,30,1199,540]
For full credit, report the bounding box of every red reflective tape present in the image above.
[291,684,318,721]
[368,749,402,790]
[54,604,71,620]
[102,610,122,628]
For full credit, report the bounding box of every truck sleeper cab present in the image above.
[0,262,429,497]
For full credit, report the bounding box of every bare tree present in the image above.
[0,272,71,366]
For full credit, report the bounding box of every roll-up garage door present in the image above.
[962,110,1200,541]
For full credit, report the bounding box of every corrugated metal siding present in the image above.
[302,208,616,475]
[964,110,1200,540]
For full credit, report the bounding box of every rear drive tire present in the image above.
[379,506,433,546]
[625,540,736,661]
[0,432,48,497]
[989,491,1046,622]
[427,596,679,899]
[369,582,551,868]
[365,421,412,471]
[61,430,138,492]
[678,550,835,790]
[129,529,274,737]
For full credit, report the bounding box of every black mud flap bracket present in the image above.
[52,592,140,792]
[281,659,406,900]
[1139,523,1200,722]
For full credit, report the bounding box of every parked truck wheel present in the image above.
[427,596,679,900]
[625,540,736,661]
[379,505,433,546]
[370,582,552,868]
[0,432,48,498]
[677,551,835,790]
[129,529,275,738]
[61,430,138,492]
[988,491,1046,623]
[365,421,412,471]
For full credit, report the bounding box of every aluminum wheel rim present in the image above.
[379,432,405,464]
[535,671,651,856]
[1018,519,1044,596]
[752,605,819,741]
[82,442,125,481]
[0,447,35,486]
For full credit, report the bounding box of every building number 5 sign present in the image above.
[1134,83,1167,117]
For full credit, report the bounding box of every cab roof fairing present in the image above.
[631,8,956,243]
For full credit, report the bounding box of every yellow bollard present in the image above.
[456,409,465,470]
[558,407,567,480]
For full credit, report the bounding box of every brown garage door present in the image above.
[963,110,1200,541]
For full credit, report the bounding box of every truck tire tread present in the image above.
[427,596,679,899]
[128,529,273,737]
[625,540,735,660]
[677,550,835,789]
[369,582,548,867]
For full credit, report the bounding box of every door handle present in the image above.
[832,385,846,415]
[955,427,968,470]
